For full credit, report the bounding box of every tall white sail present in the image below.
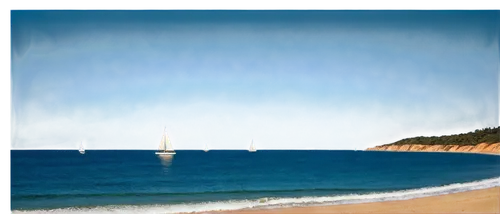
[204,143,209,152]
[158,134,166,151]
[164,133,174,151]
[249,140,256,152]
[79,141,85,154]
[156,127,175,155]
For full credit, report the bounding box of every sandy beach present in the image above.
[366,142,500,155]
[210,187,499,214]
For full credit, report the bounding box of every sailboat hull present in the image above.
[155,151,176,155]
[79,150,85,154]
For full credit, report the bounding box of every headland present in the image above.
[363,126,500,155]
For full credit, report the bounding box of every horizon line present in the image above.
[9,147,360,150]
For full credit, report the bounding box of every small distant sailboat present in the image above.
[203,143,209,152]
[79,141,85,154]
[156,127,176,156]
[249,140,257,152]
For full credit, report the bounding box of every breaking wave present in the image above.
[13,176,500,214]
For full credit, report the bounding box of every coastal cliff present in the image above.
[366,142,500,155]
[363,126,500,155]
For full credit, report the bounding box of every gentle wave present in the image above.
[13,176,500,214]
[11,187,396,200]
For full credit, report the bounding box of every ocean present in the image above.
[11,150,500,213]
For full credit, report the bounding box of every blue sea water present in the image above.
[11,150,500,213]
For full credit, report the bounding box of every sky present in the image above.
[10,10,500,150]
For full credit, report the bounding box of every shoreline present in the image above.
[366,142,500,155]
[210,187,500,214]
[11,181,500,213]
[365,149,500,156]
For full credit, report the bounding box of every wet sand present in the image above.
[210,187,499,213]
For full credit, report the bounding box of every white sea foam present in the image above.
[13,176,500,214]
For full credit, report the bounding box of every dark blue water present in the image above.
[11,150,500,211]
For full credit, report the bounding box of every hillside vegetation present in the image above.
[386,127,499,146]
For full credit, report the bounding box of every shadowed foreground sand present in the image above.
[207,187,499,214]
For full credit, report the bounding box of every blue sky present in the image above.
[11,10,499,149]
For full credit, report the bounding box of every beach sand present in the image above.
[209,187,499,214]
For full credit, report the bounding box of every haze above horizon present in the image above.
[11,10,499,150]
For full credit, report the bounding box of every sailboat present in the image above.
[79,141,85,154]
[249,140,257,152]
[203,143,209,152]
[156,127,176,156]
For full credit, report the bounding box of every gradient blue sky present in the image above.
[11,10,499,149]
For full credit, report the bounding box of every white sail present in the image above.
[204,143,209,152]
[249,140,256,152]
[156,127,175,155]
[79,141,85,154]
[164,133,174,151]
[158,134,166,151]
